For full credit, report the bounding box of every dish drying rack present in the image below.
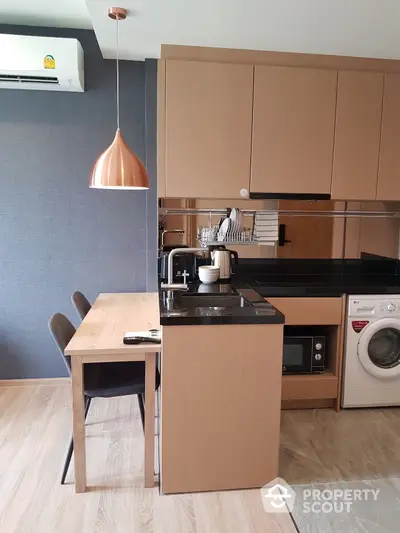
[196,208,278,246]
[197,225,260,246]
[160,205,400,248]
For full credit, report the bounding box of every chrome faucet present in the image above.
[161,247,208,290]
[160,229,185,248]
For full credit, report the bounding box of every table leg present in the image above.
[144,353,156,488]
[71,356,87,493]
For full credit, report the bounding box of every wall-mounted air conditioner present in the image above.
[0,34,84,92]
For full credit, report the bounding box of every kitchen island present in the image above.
[159,287,284,494]
[65,290,285,494]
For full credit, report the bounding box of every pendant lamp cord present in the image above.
[116,15,120,130]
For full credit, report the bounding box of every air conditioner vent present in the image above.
[0,74,59,84]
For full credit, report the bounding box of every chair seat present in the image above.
[84,362,160,398]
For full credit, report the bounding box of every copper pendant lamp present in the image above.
[89,7,149,190]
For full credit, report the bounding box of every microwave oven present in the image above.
[283,335,326,374]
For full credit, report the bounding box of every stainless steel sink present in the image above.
[177,294,251,308]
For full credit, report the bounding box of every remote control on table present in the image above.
[123,330,161,345]
[123,336,161,345]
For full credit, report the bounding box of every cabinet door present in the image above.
[331,71,384,200]
[250,66,337,195]
[377,74,400,200]
[165,60,253,199]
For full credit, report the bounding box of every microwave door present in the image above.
[283,338,313,373]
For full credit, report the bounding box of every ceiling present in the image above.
[3,0,400,62]
[0,0,92,29]
[86,0,400,61]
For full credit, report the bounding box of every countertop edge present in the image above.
[159,286,285,327]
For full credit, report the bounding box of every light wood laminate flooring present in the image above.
[281,407,400,484]
[0,385,296,533]
[281,408,400,533]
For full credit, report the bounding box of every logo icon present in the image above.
[261,477,296,514]
[44,55,56,69]
[352,320,369,333]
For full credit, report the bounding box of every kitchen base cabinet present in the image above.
[160,324,283,494]
[266,296,346,412]
[266,297,342,325]
[282,373,338,401]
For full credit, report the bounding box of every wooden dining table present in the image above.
[65,292,161,493]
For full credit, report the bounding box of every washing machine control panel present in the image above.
[349,298,400,318]
[378,302,400,315]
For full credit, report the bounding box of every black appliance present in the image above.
[159,246,207,283]
[283,334,326,374]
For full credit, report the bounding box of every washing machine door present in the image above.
[358,318,400,379]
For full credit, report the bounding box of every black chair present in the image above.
[48,313,160,485]
[71,291,92,320]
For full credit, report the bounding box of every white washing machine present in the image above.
[342,295,400,408]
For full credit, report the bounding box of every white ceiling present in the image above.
[0,0,92,29]
[3,0,400,62]
[85,0,400,61]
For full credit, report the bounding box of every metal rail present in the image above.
[159,207,400,218]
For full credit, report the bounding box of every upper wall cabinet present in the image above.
[376,74,400,201]
[163,60,254,199]
[250,66,337,195]
[331,71,384,200]
[159,55,400,202]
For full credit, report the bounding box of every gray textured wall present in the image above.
[144,59,159,292]
[0,25,157,378]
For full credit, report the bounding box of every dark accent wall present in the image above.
[0,25,157,378]
[144,59,159,292]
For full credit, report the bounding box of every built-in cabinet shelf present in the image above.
[158,56,400,202]
[266,296,345,411]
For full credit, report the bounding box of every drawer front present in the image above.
[266,297,342,325]
[282,375,339,400]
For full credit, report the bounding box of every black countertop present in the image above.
[244,275,400,297]
[159,255,400,326]
[159,285,285,326]
[233,256,400,297]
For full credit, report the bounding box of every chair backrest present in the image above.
[48,313,76,375]
[71,291,91,321]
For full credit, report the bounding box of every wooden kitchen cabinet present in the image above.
[161,323,283,493]
[267,296,345,411]
[331,71,384,200]
[377,74,400,200]
[266,297,342,325]
[250,65,337,195]
[163,60,254,198]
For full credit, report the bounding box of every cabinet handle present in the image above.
[278,224,291,247]
[240,188,249,199]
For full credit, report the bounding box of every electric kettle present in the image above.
[209,246,239,280]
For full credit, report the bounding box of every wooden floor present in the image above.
[0,385,296,533]
[281,407,400,485]
[280,408,400,533]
